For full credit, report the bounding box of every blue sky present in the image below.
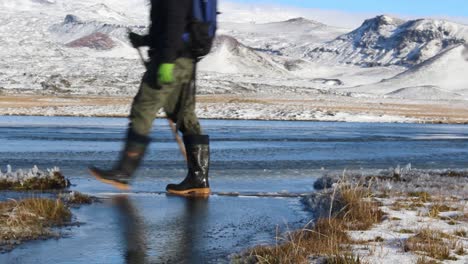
[231,0,468,18]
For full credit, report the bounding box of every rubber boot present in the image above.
[89,129,150,191]
[166,135,210,196]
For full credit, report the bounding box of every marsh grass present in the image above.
[415,256,441,264]
[404,229,459,261]
[324,254,362,264]
[407,192,432,203]
[427,203,458,218]
[0,198,71,246]
[246,181,383,263]
[334,184,384,230]
[453,229,467,238]
[66,191,92,205]
[249,218,351,264]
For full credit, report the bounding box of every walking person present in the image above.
[89,0,217,196]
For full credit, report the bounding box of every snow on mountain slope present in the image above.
[0,2,143,94]
[198,35,288,76]
[385,86,463,100]
[219,18,348,57]
[0,0,466,105]
[48,14,145,45]
[307,15,468,67]
[345,44,468,100]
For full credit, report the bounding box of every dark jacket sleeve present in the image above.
[160,0,191,63]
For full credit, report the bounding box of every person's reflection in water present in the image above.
[113,195,147,264]
[159,196,210,264]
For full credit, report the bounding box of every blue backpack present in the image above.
[184,0,218,60]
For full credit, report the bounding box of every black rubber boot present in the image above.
[89,129,150,190]
[166,135,210,196]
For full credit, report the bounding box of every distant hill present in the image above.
[307,15,468,67]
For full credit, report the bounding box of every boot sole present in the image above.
[89,169,131,191]
[167,188,211,197]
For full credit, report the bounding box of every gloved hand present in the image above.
[128,32,146,48]
[158,63,175,84]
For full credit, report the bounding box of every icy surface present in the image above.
[0,116,467,262]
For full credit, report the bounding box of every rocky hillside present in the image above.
[307,15,468,67]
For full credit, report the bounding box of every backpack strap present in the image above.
[192,0,205,21]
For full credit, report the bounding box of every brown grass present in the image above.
[0,198,71,246]
[245,182,383,263]
[334,184,384,230]
[324,254,362,264]
[390,197,428,211]
[407,192,432,203]
[66,191,92,205]
[455,245,465,256]
[427,203,457,218]
[397,229,414,234]
[454,229,467,238]
[404,229,458,261]
[250,218,351,264]
[415,256,441,264]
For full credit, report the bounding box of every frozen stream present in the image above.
[0,116,467,263]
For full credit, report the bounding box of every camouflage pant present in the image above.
[128,57,202,141]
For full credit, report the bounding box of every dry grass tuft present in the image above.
[407,192,431,203]
[333,184,384,230]
[455,245,465,256]
[246,181,383,263]
[427,203,457,218]
[324,254,362,264]
[66,191,92,205]
[441,171,468,177]
[250,218,351,264]
[0,198,71,248]
[454,229,467,238]
[397,229,414,234]
[404,229,458,261]
[415,256,441,264]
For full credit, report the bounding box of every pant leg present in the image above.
[129,58,192,137]
[163,58,202,136]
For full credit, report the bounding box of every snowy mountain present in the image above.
[345,44,468,99]
[0,0,466,103]
[198,35,287,75]
[219,18,348,57]
[307,15,468,67]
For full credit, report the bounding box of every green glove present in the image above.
[158,63,175,84]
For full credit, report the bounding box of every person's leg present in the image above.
[89,61,187,190]
[164,59,210,196]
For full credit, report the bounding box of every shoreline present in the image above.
[0,94,467,124]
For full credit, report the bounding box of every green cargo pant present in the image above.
[129,58,202,140]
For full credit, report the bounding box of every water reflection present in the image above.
[114,195,210,264]
[156,196,210,264]
[113,195,147,264]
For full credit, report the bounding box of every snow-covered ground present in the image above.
[307,169,468,264]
